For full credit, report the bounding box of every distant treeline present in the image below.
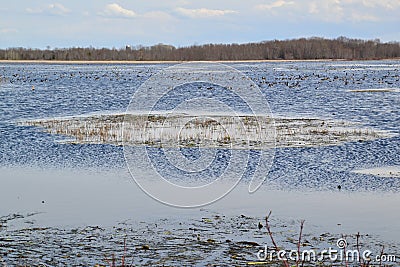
[1,37,399,61]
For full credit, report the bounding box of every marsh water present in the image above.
[0,61,399,265]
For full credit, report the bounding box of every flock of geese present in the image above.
[0,65,398,91]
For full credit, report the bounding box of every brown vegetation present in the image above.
[1,37,399,61]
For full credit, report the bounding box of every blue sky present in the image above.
[1,0,399,49]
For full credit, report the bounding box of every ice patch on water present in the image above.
[352,166,400,178]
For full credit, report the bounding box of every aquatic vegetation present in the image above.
[20,113,395,149]
[103,237,133,267]
[349,88,400,93]
[1,212,396,266]
[261,212,392,267]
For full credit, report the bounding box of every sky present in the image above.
[0,0,399,49]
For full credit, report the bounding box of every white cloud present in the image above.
[307,0,344,22]
[256,0,294,10]
[350,12,379,22]
[343,0,400,10]
[176,7,236,18]
[0,28,18,34]
[26,3,70,16]
[26,7,39,14]
[101,3,136,18]
[308,2,318,14]
[306,0,398,22]
[48,3,70,15]
[142,11,173,20]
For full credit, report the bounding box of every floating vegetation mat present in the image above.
[348,88,400,93]
[1,212,398,266]
[19,113,395,149]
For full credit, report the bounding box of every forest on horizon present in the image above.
[1,36,399,61]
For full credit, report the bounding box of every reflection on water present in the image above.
[1,167,399,242]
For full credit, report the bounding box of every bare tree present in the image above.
[1,37,399,61]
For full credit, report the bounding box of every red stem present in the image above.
[265,211,289,267]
